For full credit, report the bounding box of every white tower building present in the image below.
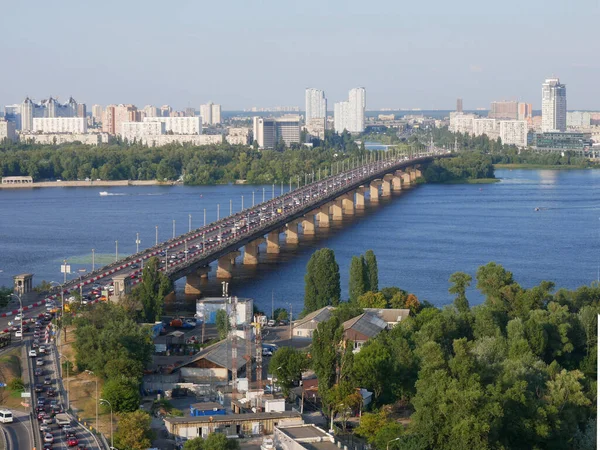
[541,77,567,132]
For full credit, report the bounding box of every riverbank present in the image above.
[0,179,178,189]
[441,178,500,184]
[493,163,591,170]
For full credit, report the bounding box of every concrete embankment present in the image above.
[0,180,177,189]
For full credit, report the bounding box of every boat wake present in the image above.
[99,192,125,196]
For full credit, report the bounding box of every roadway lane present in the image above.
[3,410,32,450]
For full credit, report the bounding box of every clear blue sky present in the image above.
[2,0,598,110]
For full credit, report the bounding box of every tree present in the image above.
[449,272,472,314]
[304,248,341,314]
[364,250,379,292]
[311,317,344,405]
[102,377,141,413]
[272,307,288,322]
[352,339,392,400]
[475,262,514,310]
[349,255,367,303]
[114,410,154,450]
[270,347,310,396]
[129,257,173,322]
[185,433,240,450]
[357,291,387,309]
[216,309,230,340]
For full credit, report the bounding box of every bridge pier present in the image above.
[286,220,301,244]
[400,171,412,187]
[355,188,365,210]
[382,175,392,197]
[217,254,234,278]
[244,238,265,265]
[414,166,422,178]
[391,172,402,191]
[317,207,330,228]
[370,180,382,203]
[185,266,210,295]
[302,217,315,235]
[267,230,281,254]
[330,200,343,221]
[341,194,355,215]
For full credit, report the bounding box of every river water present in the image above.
[0,169,599,313]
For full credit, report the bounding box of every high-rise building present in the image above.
[91,105,103,124]
[160,105,172,117]
[489,101,518,120]
[334,88,366,133]
[33,117,87,134]
[456,98,463,113]
[4,104,21,130]
[20,96,79,131]
[566,111,591,129]
[517,103,533,120]
[305,88,327,123]
[499,120,528,148]
[0,119,17,143]
[252,115,300,148]
[211,104,221,124]
[185,107,196,118]
[143,105,160,118]
[200,103,222,125]
[541,77,567,132]
[103,104,138,135]
[77,104,87,119]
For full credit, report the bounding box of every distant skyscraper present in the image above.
[185,107,196,118]
[456,98,463,113]
[489,101,518,120]
[160,105,172,117]
[542,77,567,132]
[334,88,366,133]
[305,88,327,123]
[103,104,138,135]
[517,103,533,120]
[252,116,300,148]
[19,96,79,131]
[200,103,221,125]
[91,104,103,124]
[77,104,87,119]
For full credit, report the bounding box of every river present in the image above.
[0,169,599,313]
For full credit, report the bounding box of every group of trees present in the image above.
[0,137,367,185]
[303,248,341,314]
[349,250,379,302]
[309,261,598,450]
[422,153,495,183]
[72,302,153,412]
[126,257,174,322]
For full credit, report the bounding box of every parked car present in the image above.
[44,433,54,443]
[43,376,52,385]
[36,358,44,367]
[29,349,37,358]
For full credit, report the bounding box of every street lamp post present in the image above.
[155,225,158,245]
[387,438,401,450]
[100,398,113,448]
[230,199,232,216]
[217,204,220,220]
[115,241,118,262]
[204,208,206,227]
[85,370,98,432]
[91,249,95,272]
[172,219,176,238]
[59,354,70,411]
[189,214,192,232]
[136,233,141,253]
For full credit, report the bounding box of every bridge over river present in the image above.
[38,149,450,300]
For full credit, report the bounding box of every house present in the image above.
[342,312,388,352]
[178,337,254,383]
[196,297,253,325]
[292,306,334,338]
[274,424,337,450]
[363,308,410,328]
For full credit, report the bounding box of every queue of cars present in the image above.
[28,307,87,449]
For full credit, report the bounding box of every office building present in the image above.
[567,111,591,129]
[534,132,591,151]
[489,101,518,120]
[499,120,528,148]
[334,88,366,133]
[91,105,103,124]
[20,96,79,131]
[305,88,327,123]
[200,102,222,125]
[143,117,202,135]
[541,77,567,132]
[518,103,533,120]
[456,98,463,113]
[33,117,87,134]
[253,117,276,149]
[0,120,17,142]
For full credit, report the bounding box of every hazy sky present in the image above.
[2,0,598,110]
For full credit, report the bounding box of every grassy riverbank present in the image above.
[493,163,592,170]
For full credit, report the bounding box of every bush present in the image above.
[7,378,24,391]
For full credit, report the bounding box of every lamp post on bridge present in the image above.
[91,249,95,272]
[230,199,232,216]
[217,204,220,220]
[189,214,192,232]
[115,241,118,262]
[241,195,244,211]
[136,233,141,253]
[262,188,265,203]
[172,219,176,238]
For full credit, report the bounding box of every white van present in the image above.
[0,410,13,423]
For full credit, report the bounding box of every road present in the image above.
[3,409,32,450]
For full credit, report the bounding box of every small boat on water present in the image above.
[534,207,540,211]
[99,191,109,196]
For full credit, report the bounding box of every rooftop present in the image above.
[293,306,334,330]
[343,312,388,339]
[278,424,330,440]
[179,337,254,371]
[363,308,410,324]
[165,411,301,424]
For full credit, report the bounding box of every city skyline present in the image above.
[1,0,598,110]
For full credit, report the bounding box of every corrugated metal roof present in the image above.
[181,337,254,371]
[343,312,387,338]
[293,306,334,330]
[363,308,410,324]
